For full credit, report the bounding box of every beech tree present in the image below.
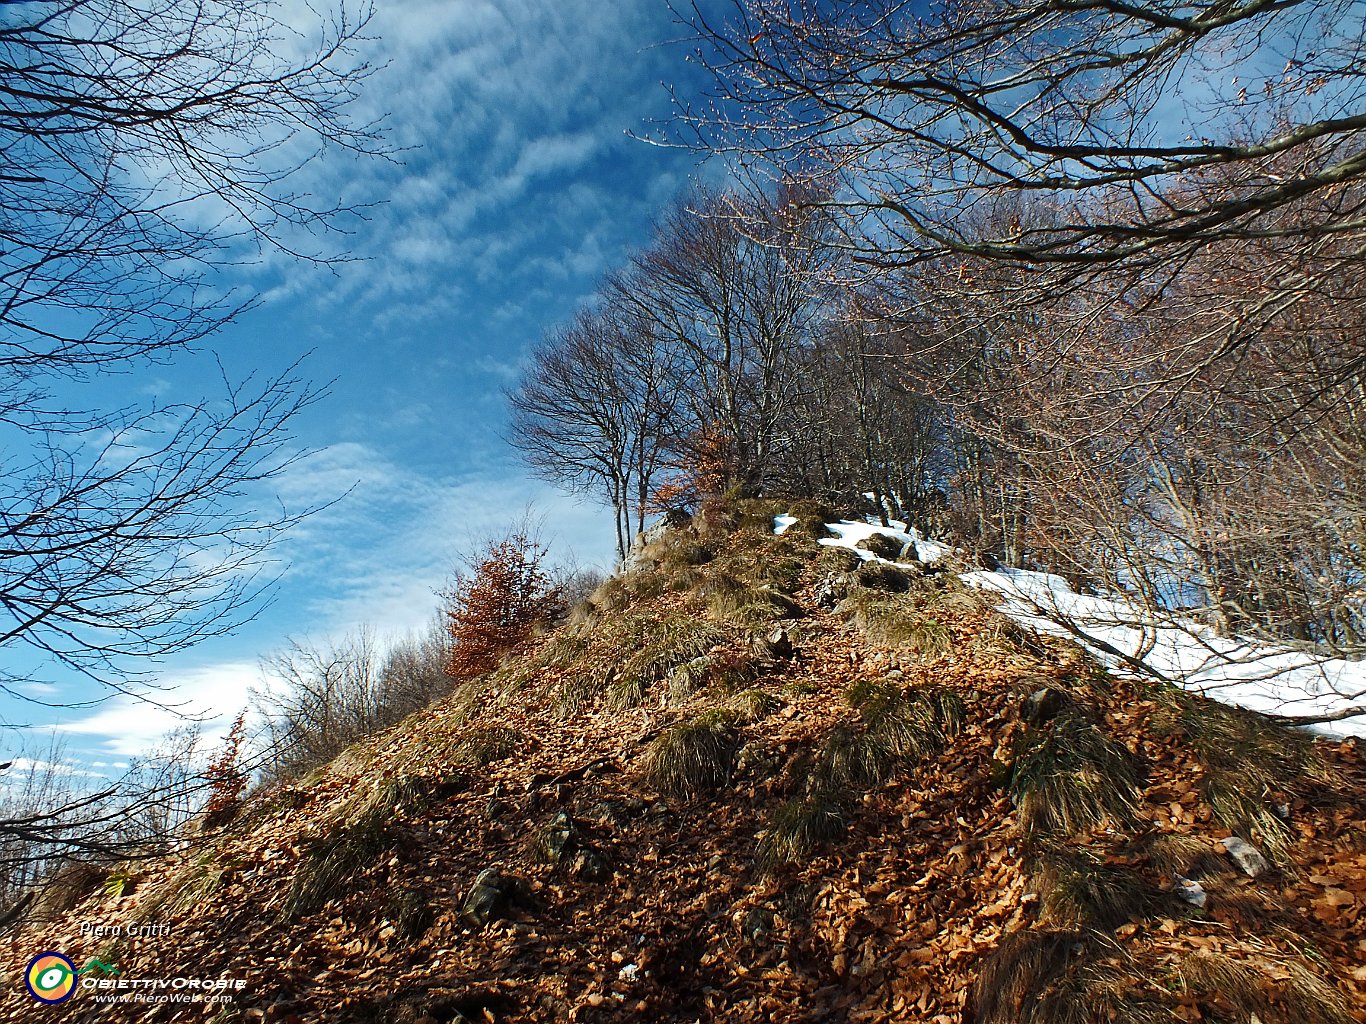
[683,2,1366,286]
[609,186,834,496]
[507,309,680,562]
[683,2,1366,662]
[444,528,562,680]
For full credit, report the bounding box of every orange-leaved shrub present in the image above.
[444,530,563,679]
[202,711,248,825]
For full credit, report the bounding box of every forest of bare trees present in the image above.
[512,0,1365,661]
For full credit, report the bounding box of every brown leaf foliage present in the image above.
[444,530,562,680]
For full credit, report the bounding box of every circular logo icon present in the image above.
[26,952,77,1003]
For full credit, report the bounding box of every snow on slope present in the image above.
[816,517,952,564]
[779,512,1366,738]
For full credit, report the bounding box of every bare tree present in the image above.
[252,618,454,782]
[0,0,382,360]
[0,366,323,700]
[507,308,681,562]
[0,0,383,920]
[609,186,835,497]
[682,1,1366,283]
[0,0,382,707]
[253,628,386,780]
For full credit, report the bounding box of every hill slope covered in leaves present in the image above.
[4,501,1364,1023]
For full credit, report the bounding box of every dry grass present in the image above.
[641,709,743,799]
[387,887,435,940]
[1142,833,1232,881]
[815,546,863,574]
[31,860,109,919]
[777,499,838,540]
[452,723,523,766]
[854,560,918,593]
[697,573,802,624]
[1180,699,1317,863]
[1177,949,1356,1024]
[847,680,964,762]
[729,688,781,723]
[1031,848,1165,930]
[837,582,968,656]
[611,616,728,709]
[815,723,899,790]
[854,532,906,559]
[755,787,847,875]
[282,780,410,919]
[544,613,727,715]
[970,929,1085,1024]
[1009,715,1143,837]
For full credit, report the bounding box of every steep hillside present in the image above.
[4,501,1364,1023]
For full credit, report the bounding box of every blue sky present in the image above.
[2,0,726,762]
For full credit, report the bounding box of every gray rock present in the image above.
[764,626,793,659]
[570,849,611,883]
[854,533,905,560]
[1173,874,1207,909]
[459,868,518,928]
[815,572,854,609]
[1021,687,1069,724]
[621,510,692,573]
[741,906,776,944]
[536,811,575,864]
[1220,837,1270,878]
[856,560,917,593]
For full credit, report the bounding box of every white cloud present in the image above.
[55,661,259,757]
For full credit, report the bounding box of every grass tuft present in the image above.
[847,680,964,761]
[387,887,434,940]
[1032,848,1165,930]
[546,613,727,715]
[969,929,1084,1024]
[283,795,397,920]
[1009,715,1143,837]
[837,589,954,655]
[698,573,801,624]
[1177,949,1355,1024]
[641,709,742,798]
[1180,699,1316,863]
[755,788,846,875]
[855,560,917,593]
[453,723,523,765]
[1142,833,1232,881]
[729,688,781,723]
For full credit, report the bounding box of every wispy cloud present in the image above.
[55,661,259,757]
[252,0,688,323]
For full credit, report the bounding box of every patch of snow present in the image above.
[773,514,797,535]
[962,567,1366,738]
[817,518,950,564]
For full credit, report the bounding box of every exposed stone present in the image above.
[1173,874,1207,909]
[854,533,905,560]
[536,811,575,864]
[814,572,854,609]
[856,560,918,593]
[764,626,793,659]
[1021,687,1070,724]
[459,868,520,929]
[621,510,692,573]
[741,906,776,944]
[570,849,611,883]
[1221,836,1270,878]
